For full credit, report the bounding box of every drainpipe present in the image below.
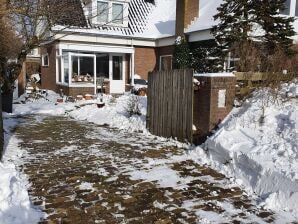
[130,38,135,86]
[131,52,135,86]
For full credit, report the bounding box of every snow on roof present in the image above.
[134,0,176,39]
[186,0,222,33]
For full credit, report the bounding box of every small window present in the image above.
[281,0,291,15]
[97,1,109,23]
[160,55,172,71]
[112,3,123,24]
[42,54,49,67]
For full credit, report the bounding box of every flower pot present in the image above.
[84,94,92,100]
[97,103,105,108]
[57,98,63,103]
[76,95,83,101]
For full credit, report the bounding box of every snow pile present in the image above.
[195,81,298,217]
[0,118,43,224]
[69,94,147,132]
[12,91,147,133]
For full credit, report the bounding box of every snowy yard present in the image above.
[0,80,298,223]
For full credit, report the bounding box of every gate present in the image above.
[147,69,193,143]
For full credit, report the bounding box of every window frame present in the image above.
[93,0,128,27]
[159,55,173,71]
[97,1,109,24]
[112,3,124,24]
[280,0,292,15]
[41,53,49,67]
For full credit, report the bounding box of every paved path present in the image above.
[15,116,275,224]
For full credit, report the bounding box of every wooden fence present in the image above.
[147,69,193,143]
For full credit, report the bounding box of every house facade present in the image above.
[40,0,298,96]
[41,0,179,96]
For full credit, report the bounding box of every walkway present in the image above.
[15,116,275,223]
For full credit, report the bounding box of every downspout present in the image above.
[131,38,135,86]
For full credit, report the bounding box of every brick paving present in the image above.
[14,116,275,224]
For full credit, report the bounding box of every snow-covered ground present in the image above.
[1,92,147,224]
[13,92,148,132]
[0,118,43,223]
[193,81,298,219]
[1,80,298,222]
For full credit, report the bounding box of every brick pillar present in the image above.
[193,74,235,143]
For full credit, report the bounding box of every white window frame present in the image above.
[159,55,173,71]
[225,52,240,72]
[279,0,297,16]
[111,2,124,24]
[97,1,109,24]
[69,53,96,87]
[92,0,129,27]
[41,53,49,67]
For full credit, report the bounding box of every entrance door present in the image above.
[110,55,125,94]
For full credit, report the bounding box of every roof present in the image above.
[49,0,88,27]
[53,0,176,39]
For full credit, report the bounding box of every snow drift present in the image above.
[199,81,298,217]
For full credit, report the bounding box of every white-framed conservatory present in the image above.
[56,43,135,94]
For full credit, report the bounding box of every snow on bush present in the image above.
[195,80,298,217]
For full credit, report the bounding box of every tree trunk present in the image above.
[2,92,13,113]
[0,93,4,161]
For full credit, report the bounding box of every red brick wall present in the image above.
[193,76,235,138]
[57,85,94,97]
[209,77,235,130]
[40,44,57,92]
[134,47,157,80]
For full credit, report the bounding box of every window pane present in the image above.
[43,55,49,66]
[296,0,298,16]
[113,56,122,80]
[97,1,108,23]
[80,57,94,83]
[281,0,291,15]
[112,3,123,24]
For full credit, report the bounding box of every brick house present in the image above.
[40,0,298,96]
[40,0,206,96]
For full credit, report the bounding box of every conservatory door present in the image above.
[110,55,125,94]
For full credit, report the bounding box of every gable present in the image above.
[51,0,176,39]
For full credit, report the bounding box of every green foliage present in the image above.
[190,46,223,73]
[254,0,295,55]
[211,0,296,63]
[173,36,192,69]
[211,0,254,54]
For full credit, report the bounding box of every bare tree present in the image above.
[0,0,129,159]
